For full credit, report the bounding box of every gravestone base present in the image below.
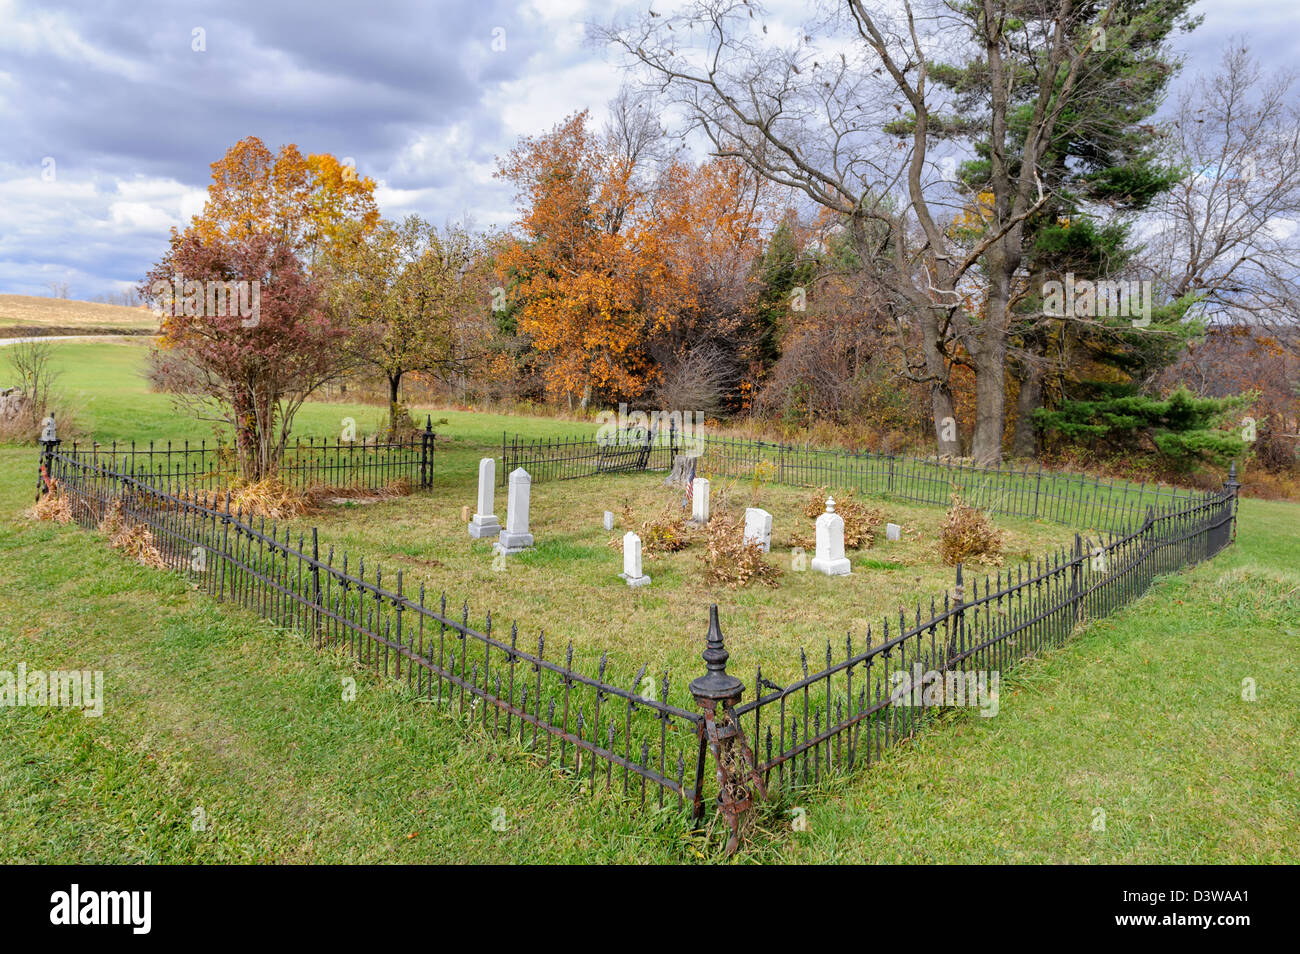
[810,555,852,576]
[619,571,652,587]
[467,514,500,539]
[495,530,534,553]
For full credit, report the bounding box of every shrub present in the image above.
[938,490,1004,566]
[615,504,690,556]
[702,515,781,588]
[229,476,311,519]
[799,487,883,549]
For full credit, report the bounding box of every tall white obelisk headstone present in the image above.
[467,457,501,539]
[496,467,534,552]
[810,496,852,576]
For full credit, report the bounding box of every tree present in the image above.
[1146,43,1300,350]
[495,111,684,407]
[144,231,347,480]
[1033,384,1251,472]
[324,215,489,434]
[600,0,1196,461]
[193,136,379,265]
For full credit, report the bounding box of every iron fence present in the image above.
[57,421,437,495]
[39,431,1241,851]
[736,480,1238,796]
[43,444,706,817]
[503,430,1203,533]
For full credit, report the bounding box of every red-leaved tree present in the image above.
[143,231,348,479]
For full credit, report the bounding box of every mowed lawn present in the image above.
[1,338,1297,862]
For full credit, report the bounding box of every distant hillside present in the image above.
[0,294,158,335]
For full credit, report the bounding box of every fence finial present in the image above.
[689,605,764,857]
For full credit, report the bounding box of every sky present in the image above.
[1,0,1298,299]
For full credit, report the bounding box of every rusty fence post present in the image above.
[689,604,766,856]
[1224,460,1241,544]
[35,414,60,501]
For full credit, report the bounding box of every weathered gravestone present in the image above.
[467,457,501,539]
[496,467,534,553]
[886,522,901,542]
[619,531,651,587]
[603,510,614,531]
[689,477,710,526]
[743,507,773,552]
[810,497,852,576]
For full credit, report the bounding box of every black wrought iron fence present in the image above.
[56,422,436,495]
[42,444,707,818]
[37,430,1241,853]
[735,480,1238,797]
[503,430,1201,533]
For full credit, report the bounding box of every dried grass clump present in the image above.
[99,498,125,537]
[30,483,73,524]
[109,523,168,569]
[228,476,311,519]
[612,504,691,555]
[702,516,781,589]
[796,487,884,549]
[938,490,1004,566]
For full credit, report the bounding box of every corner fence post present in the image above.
[35,414,60,501]
[689,604,765,856]
[1224,461,1241,544]
[420,416,435,490]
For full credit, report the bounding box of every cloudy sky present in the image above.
[1,0,1297,299]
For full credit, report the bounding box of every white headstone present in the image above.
[690,477,710,524]
[886,522,901,542]
[467,457,501,539]
[743,507,773,552]
[619,531,651,586]
[496,467,534,552]
[603,510,614,531]
[810,497,852,576]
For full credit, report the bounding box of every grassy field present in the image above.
[2,338,1297,863]
[0,294,158,333]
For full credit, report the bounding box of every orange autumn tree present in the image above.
[194,136,379,265]
[496,112,684,407]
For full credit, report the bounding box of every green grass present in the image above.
[2,339,1297,863]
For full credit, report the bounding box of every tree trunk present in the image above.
[919,308,962,456]
[1011,360,1043,459]
[387,371,403,438]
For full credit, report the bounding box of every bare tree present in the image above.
[1146,42,1300,353]
[597,0,1186,462]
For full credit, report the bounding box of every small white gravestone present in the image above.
[885,522,901,542]
[496,468,534,553]
[810,496,852,576]
[603,510,614,531]
[620,531,651,587]
[467,457,501,539]
[690,477,710,525]
[743,507,773,552]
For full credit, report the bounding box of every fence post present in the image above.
[420,416,435,490]
[1224,461,1241,543]
[689,604,766,856]
[946,563,965,663]
[1070,533,1082,624]
[35,414,60,501]
[311,527,322,643]
[1033,463,1043,518]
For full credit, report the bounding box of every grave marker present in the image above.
[810,497,852,576]
[743,507,773,552]
[619,532,652,587]
[496,467,534,553]
[467,457,501,539]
